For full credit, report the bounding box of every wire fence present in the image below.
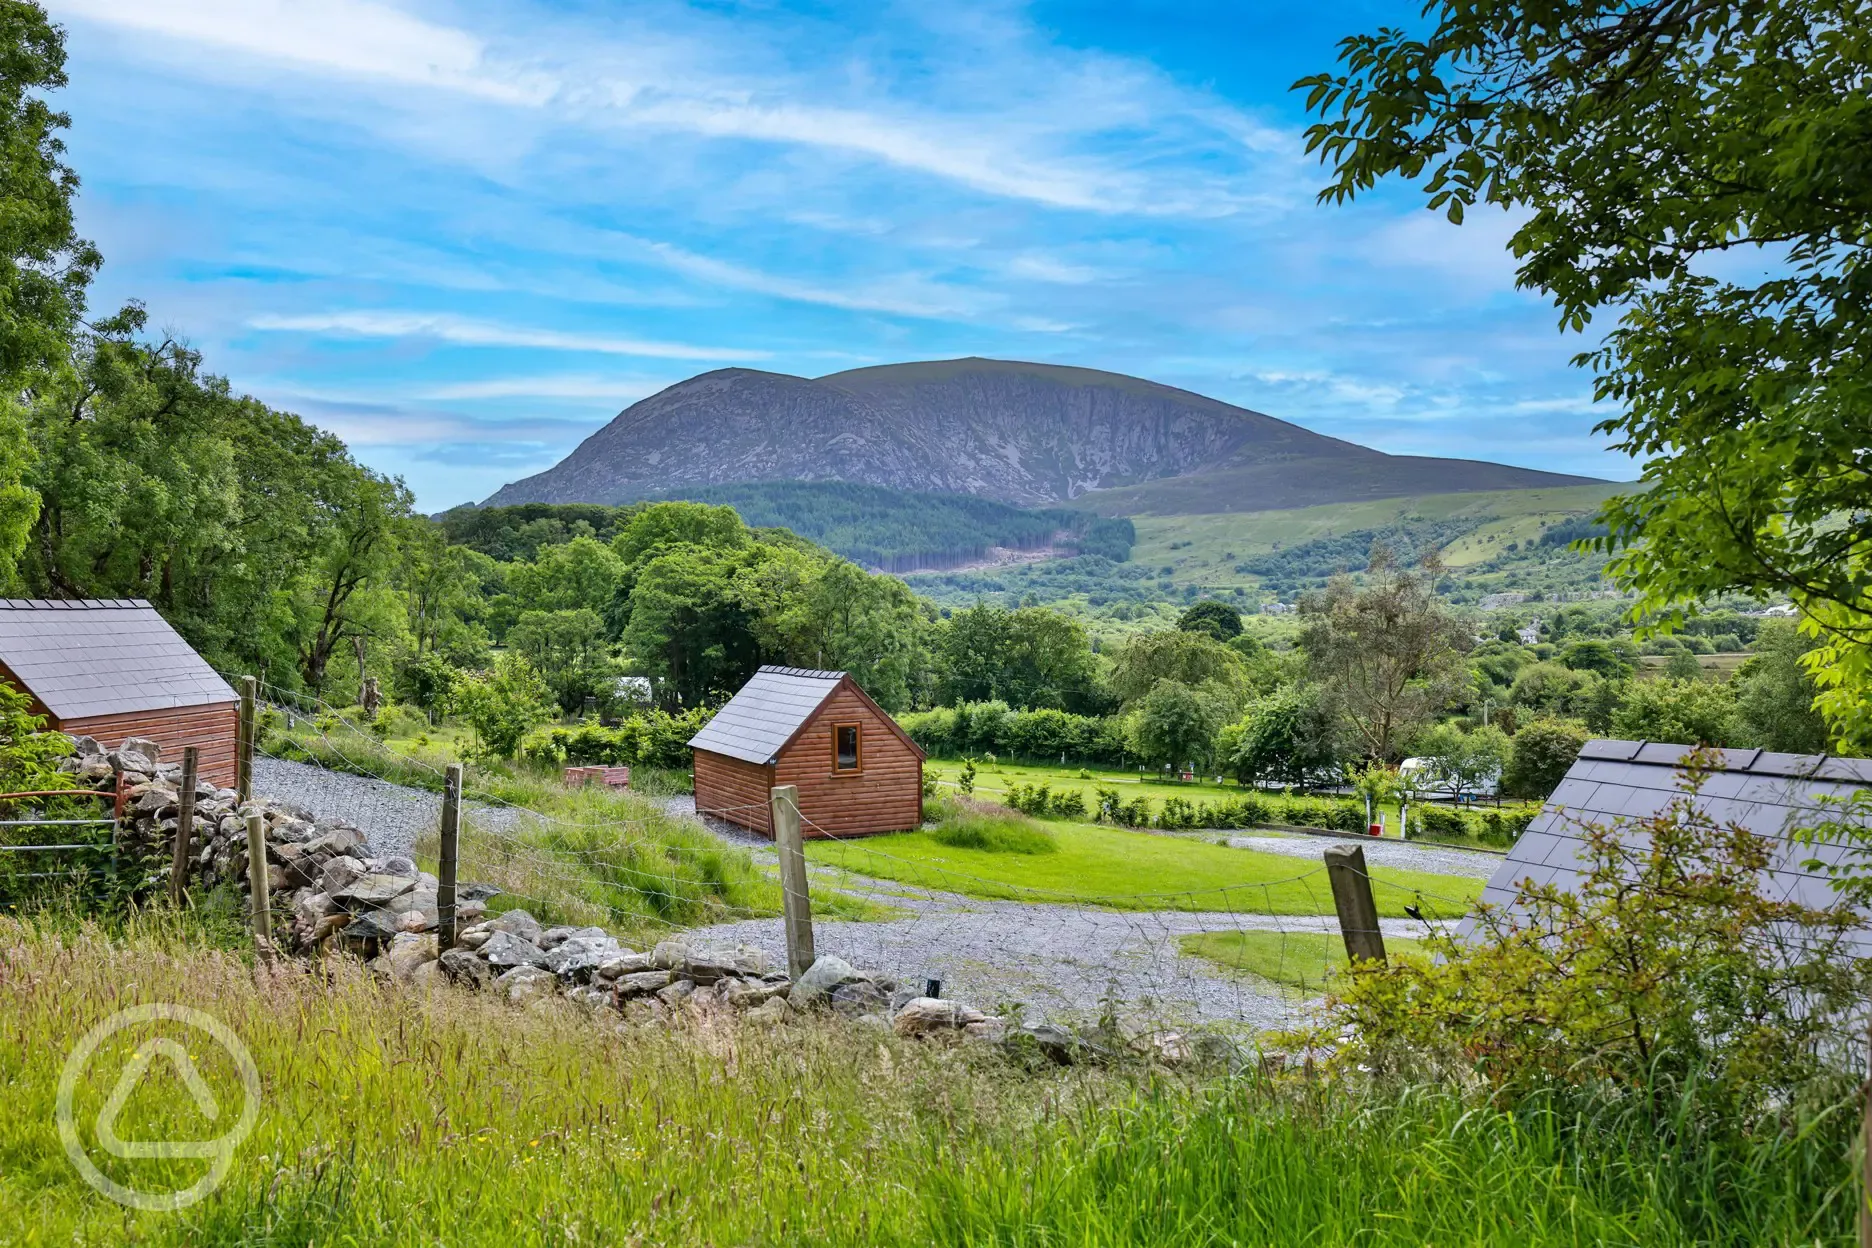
[238,680,1479,1028]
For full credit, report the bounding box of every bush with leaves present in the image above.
[1501,717,1589,800]
[519,706,715,771]
[1296,757,1870,1115]
[452,655,556,760]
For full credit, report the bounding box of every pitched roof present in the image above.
[1468,739,1872,951]
[0,599,238,720]
[688,667,848,765]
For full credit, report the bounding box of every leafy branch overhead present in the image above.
[1299,0,1872,748]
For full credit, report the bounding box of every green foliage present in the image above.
[453,655,556,759]
[1410,724,1510,800]
[0,679,70,795]
[1307,760,1870,1119]
[1612,678,1740,747]
[1502,717,1590,800]
[506,607,618,713]
[1222,685,1342,789]
[1003,782,1088,822]
[1176,599,1241,640]
[1301,554,1469,760]
[1732,621,1830,754]
[928,802,1059,854]
[1299,0,1872,744]
[1662,649,1704,682]
[1127,680,1225,771]
[664,481,1133,571]
[518,707,714,771]
[437,502,637,561]
[1233,519,1470,594]
[1559,639,1634,679]
[936,603,1104,712]
[900,702,1128,767]
[1107,628,1251,713]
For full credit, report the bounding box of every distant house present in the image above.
[688,666,926,839]
[0,599,239,786]
[1517,616,1543,646]
[1467,740,1872,954]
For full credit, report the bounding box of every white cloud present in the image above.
[1005,253,1103,284]
[638,240,986,318]
[54,0,550,103]
[248,311,763,361]
[419,374,671,402]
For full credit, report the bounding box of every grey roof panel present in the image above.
[0,598,237,719]
[1463,738,1872,955]
[687,666,846,765]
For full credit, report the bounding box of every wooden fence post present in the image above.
[169,746,199,906]
[237,675,257,804]
[770,785,815,979]
[437,763,462,950]
[1324,843,1387,965]
[245,810,271,945]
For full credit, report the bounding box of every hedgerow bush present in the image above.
[900,703,1128,765]
[519,707,715,770]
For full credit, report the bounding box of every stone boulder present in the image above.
[480,931,549,969]
[893,998,988,1037]
[789,955,867,1009]
[497,964,557,1005]
[489,909,543,945]
[438,947,493,990]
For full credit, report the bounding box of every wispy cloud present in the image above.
[248,311,762,361]
[637,239,986,318]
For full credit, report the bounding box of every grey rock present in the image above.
[120,736,162,763]
[319,855,367,896]
[893,997,962,1036]
[490,909,542,944]
[652,939,691,969]
[829,980,891,1018]
[595,951,653,980]
[386,932,438,981]
[564,985,613,1013]
[789,955,866,1008]
[657,979,696,1007]
[305,827,369,859]
[373,855,418,879]
[333,873,416,906]
[438,947,493,989]
[1006,1023,1083,1065]
[457,923,493,950]
[341,909,404,942]
[680,952,741,984]
[69,734,102,757]
[544,935,621,979]
[497,964,557,1005]
[613,970,672,998]
[480,930,549,969]
[458,882,502,903]
[746,995,791,1025]
[539,924,608,952]
[721,978,790,1009]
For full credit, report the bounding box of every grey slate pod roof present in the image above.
[0,598,237,719]
[1463,740,1872,954]
[687,666,848,765]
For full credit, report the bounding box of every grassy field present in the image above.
[808,819,1483,916]
[1180,929,1427,993]
[929,757,1524,849]
[1,914,1847,1246]
[1124,482,1628,595]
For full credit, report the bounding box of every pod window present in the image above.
[833,723,862,772]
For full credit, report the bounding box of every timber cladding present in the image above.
[689,667,926,841]
[0,599,242,788]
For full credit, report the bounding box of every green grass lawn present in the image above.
[1180,929,1427,993]
[808,820,1482,916]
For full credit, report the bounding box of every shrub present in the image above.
[1502,717,1589,799]
[519,706,715,770]
[929,811,1058,854]
[1301,756,1871,1117]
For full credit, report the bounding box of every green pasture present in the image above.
[1126,482,1626,592]
[807,820,1483,915]
[1179,929,1428,993]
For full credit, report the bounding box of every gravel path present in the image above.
[255,768,1457,1028]
[253,758,535,858]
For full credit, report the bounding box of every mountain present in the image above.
[482,358,1602,514]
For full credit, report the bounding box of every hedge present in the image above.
[518,707,715,771]
[899,702,1129,765]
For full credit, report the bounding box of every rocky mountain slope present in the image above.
[483,358,1600,513]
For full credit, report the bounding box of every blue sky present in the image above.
[49,0,1625,511]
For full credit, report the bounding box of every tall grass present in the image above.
[1,917,1853,1246]
[927,799,1059,855]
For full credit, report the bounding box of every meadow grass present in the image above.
[0,914,1850,1246]
[1179,929,1427,993]
[809,820,1482,916]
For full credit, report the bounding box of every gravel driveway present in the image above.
[253,758,535,859]
[255,766,1464,1029]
